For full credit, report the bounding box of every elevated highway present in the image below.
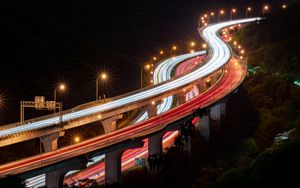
[0,18,260,187]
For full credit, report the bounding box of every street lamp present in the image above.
[172,45,177,51]
[159,50,164,55]
[190,41,196,47]
[218,10,224,22]
[141,64,151,88]
[54,83,66,113]
[96,72,108,100]
[230,8,236,20]
[202,43,207,49]
[263,5,269,16]
[210,12,215,23]
[246,7,252,18]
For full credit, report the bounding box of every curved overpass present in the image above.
[0,18,259,179]
[25,50,207,188]
[0,18,259,140]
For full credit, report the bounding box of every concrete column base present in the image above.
[199,115,210,141]
[183,135,192,156]
[210,104,221,123]
[46,159,87,188]
[40,131,65,152]
[146,100,162,118]
[105,141,144,185]
[101,114,123,133]
[197,80,205,93]
[148,132,164,156]
[220,102,226,118]
[176,92,186,105]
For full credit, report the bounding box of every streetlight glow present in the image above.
[190,42,195,47]
[264,5,269,10]
[282,4,287,9]
[59,84,65,91]
[218,10,225,22]
[210,12,214,16]
[74,136,80,143]
[101,73,107,80]
[160,50,164,55]
[172,45,177,50]
[202,43,207,49]
[263,5,269,16]
[231,8,236,20]
[96,72,108,100]
[153,56,157,61]
[145,64,151,70]
[246,6,252,18]
[54,82,67,111]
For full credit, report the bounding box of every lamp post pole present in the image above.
[141,65,143,88]
[54,88,57,113]
[96,77,99,100]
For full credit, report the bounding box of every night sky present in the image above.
[0,0,286,124]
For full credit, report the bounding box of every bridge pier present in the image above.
[199,114,210,141]
[146,100,162,118]
[220,102,226,118]
[176,92,186,105]
[148,132,164,156]
[45,158,87,188]
[101,114,123,133]
[183,135,192,156]
[197,80,205,93]
[105,140,144,185]
[40,131,65,152]
[210,104,221,123]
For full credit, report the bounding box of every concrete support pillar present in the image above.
[45,159,87,188]
[199,115,210,141]
[176,92,186,105]
[220,102,226,118]
[148,132,164,156]
[105,141,144,185]
[211,75,217,85]
[146,100,162,118]
[40,131,65,152]
[147,104,157,118]
[101,114,123,133]
[183,135,192,157]
[197,80,205,93]
[210,104,221,123]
